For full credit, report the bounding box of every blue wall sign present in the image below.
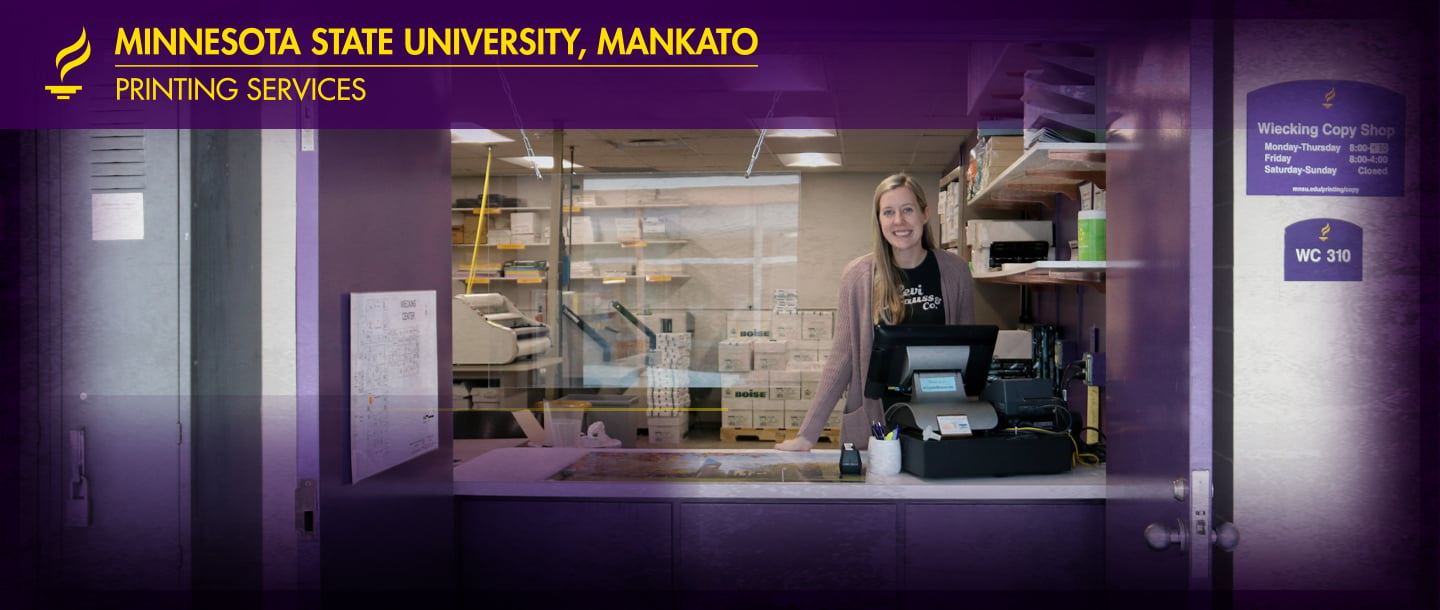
[1284,219,1362,281]
[1247,80,1404,197]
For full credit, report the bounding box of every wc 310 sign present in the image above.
[1285,219,1361,282]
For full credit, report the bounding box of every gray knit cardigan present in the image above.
[793,249,977,448]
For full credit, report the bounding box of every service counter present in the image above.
[454,445,1105,500]
[453,443,1106,594]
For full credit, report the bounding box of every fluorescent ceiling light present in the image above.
[756,116,837,138]
[500,156,583,170]
[450,129,514,144]
[777,152,842,167]
[766,128,837,138]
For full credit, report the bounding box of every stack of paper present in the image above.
[648,332,692,416]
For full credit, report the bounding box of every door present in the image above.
[33,129,192,593]
[1102,20,1224,601]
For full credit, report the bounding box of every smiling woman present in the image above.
[775,173,977,451]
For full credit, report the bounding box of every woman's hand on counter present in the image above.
[774,437,815,452]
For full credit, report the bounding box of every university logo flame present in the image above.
[45,28,91,100]
[1322,87,1336,109]
[1320,222,1331,242]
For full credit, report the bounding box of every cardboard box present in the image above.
[721,410,754,429]
[510,212,537,235]
[742,371,770,387]
[462,214,481,244]
[752,342,788,371]
[769,370,803,401]
[726,311,772,340]
[723,371,768,400]
[752,340,788,354]
[770,312,802,339]
[826,400,844,429]
[784,400,813,429]
[647,416,688,445]
[718,340,752,372]
[723,385,767,400]
[801,371,822,401]
[802,311,834,341]
[721,396,755,412]
[753,401,786,429]
[753,352,788,371]
[787,349,821,369]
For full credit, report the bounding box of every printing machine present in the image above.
[452,293,552,365]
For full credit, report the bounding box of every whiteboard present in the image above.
[349,290,439,482]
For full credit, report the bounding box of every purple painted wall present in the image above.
[312,130,456,593]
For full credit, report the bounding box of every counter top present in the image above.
[453,446,1106,501]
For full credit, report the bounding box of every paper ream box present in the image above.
[770,313,802,339]
[741,370,771,387]
[802,311,834,341]
[787,350,821,368]
[753,404,786,429]
[718,340,752,372]
[753,352,788,371]
[721,410,754,429]
[752,340,789,354]
[721,396,755,412]
[784,400,813,429]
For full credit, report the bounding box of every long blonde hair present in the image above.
[871,173,935,325]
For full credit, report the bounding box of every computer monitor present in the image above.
[864,324,999,403]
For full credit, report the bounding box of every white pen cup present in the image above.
[866,438,902,477]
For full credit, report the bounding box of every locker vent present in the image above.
[89,130,146,191]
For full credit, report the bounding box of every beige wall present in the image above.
[797,172,951,309]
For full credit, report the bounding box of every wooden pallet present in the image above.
[720,427,840,444]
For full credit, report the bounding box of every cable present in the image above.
[1005,425,1100,467]
[1082,426,1107,444]
[1055,359,1085,400]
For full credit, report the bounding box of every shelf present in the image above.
[940,164,966,186]
[453,239,687,249]
[576,239,687,247]
[571,203,689,210]
[972,261,1106,289]
[570,274,690,283]
[453,276,547,284]
[452,204,690,212]
[454,243,548,249]
[966,142,1106,211]
[451,207,550,214]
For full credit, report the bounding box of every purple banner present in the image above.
[1246,80,1405,197]
[1284,218,1362,281]
[11,0,1383,130]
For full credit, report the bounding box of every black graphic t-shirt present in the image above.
[900,250,945,325]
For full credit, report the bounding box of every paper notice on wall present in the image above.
[92,192,145,241]
[773,289,798,314]
[349,290,439,483]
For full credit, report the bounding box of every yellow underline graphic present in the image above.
[115,63,758,68]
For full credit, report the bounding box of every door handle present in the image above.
[1143,518,1187,553]
[66,428,91,528]
[1210,520,1240,552]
